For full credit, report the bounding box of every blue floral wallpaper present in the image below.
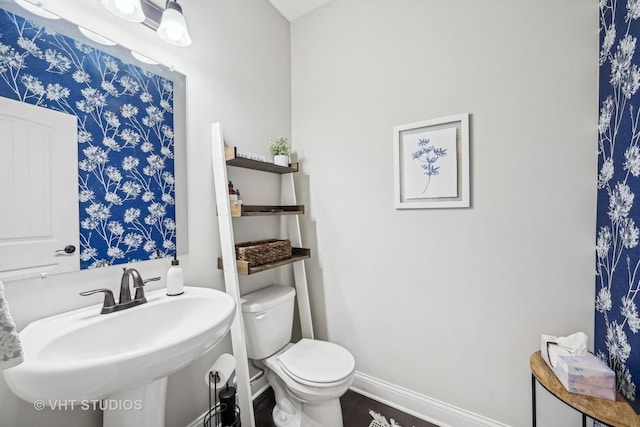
[0,8,176,269]
[597,0,640,414]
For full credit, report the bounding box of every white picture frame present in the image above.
[394,113,470,209]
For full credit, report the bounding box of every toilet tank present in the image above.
[241,285,296,360]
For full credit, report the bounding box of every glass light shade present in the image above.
[78,26,117,45]
[157,1,191,47]
[14,0,60,19]
[100,0,145,23]
[131,50,159,65]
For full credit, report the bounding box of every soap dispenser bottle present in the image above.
[166,252,184,296]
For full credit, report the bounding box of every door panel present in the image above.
[0,97,79,280]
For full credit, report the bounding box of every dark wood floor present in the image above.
[253,387,438,427]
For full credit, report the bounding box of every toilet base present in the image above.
[273,404,301,427]
[300,398,344,427]
[267,369,345,427]
[271,397,344,427]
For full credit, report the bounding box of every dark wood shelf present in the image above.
[225,147,298,174]
[218,247,310,275]
[231,204,304,217]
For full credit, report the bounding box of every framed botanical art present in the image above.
[394,113,470,209]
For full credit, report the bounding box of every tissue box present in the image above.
[553,355,616,401]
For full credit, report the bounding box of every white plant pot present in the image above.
[274,155,289,167]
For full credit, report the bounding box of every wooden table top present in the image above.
[530,351,640,427]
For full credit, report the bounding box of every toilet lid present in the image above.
[277,339,355,386]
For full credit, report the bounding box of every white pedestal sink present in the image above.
[3,286,236,427]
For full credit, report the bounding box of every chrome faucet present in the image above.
[119,268,144,305]
[80,268,160,314]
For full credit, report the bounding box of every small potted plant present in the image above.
[268,137,290,167]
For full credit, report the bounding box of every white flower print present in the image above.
[607,321,632,365]
[597,287,613,313]
[620,218,640,248]
[597,226,612,259]
[599,158,614,189]
[622,297,640,333]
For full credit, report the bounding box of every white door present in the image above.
[0,97,79,280]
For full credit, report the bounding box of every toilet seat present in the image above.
[276,339,355,387]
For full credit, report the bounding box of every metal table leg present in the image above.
[532,374,537,427]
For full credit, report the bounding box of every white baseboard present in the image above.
[351,371,511,427]
[187,370,510,427]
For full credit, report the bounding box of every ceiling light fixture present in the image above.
[98,0,192,47]
[156,0,191,47]
[100,0,145,23]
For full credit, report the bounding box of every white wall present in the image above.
[291,1,598,426]
[0,0,290,426]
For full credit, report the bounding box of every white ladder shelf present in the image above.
[211,123,314,427]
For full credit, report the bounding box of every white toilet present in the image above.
[241,285,356,427]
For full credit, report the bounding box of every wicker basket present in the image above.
[235,239,292,266]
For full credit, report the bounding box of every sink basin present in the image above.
[3,285,235,425]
